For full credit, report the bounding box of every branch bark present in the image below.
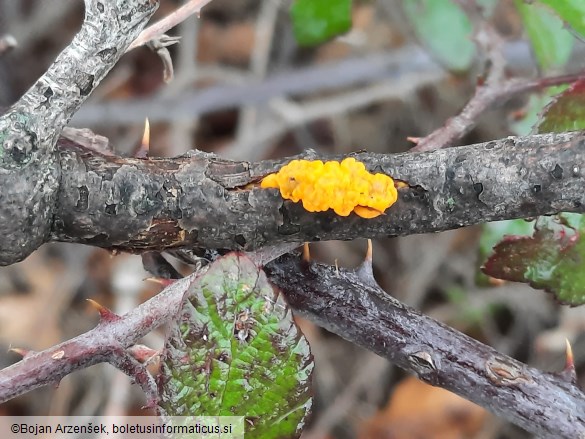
[45,131,585,258]
[0,275,192,403]
[0,0,158,265]
[1,251,583,438]
[265,254,585,439]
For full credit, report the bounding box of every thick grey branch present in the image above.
[265,254,585,439]
[48,131,585,256]
[0,0,158,265]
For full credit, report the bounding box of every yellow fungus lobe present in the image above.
[261,158,398,218]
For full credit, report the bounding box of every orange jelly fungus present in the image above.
[261,158,398,218]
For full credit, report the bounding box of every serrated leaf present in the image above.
[515,0,574,71]
[509,86,568,135]
[537,0,585,39]
[476,219,535,286]
[290,0,352,46]
[158,253,313,438]
[403,0,475,72]
[537,78,585,133]
[482,214,585,305]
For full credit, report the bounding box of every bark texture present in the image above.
[0,0,158,265]
[48,131,585,256]
[265,254,585,439]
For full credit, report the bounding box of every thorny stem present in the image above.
[265,254,585,439]
[0,252,583,439]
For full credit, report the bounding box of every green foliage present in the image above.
[483,2,585,304]
[537,79,585,133]
[509,87,567,136]
[403,0,475,71]
[158,254,313,438]
[482,214,585,306]
[537,0,585,39]
[290,0,352,46]
[514,0,573,71]
[477,219,535,286]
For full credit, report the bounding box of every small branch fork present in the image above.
[127,0,214,51]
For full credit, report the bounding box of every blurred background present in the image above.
[1,0,584,438]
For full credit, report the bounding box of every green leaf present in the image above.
[508,86,567,135]
[158,254,313,438]
[476,219,535,286]
[537,0,585,39]
[290,0,352,46]
[482,214,585,305]
[537,78,585,133]
[403,0,475,71]
[515,0,574,71]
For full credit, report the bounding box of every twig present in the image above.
[127,0,214,52]
[411,72,584,152]
[0,241,295,403]
[0,275,193,403]
[411,0,582,152]
[235,0,280,155]
[72,46,446,124]
[41,131,585,261]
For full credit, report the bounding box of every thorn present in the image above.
[128,344,159,364]
[145,277,177,288]
[51,350,66,360]
[86,299,121,322]
[302,243,310,262]
[365,239,372,263]
[356,239,378,288]
[561,338,577,384]
[142,397,158,411]
[9,347,31,359]
[135,118,150,158]
[407,136,421,145]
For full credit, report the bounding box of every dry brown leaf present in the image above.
[360,376,488,439]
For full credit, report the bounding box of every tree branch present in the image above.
[1,251,582,438]
[0,0,158,265]
[264,254,585,439]
[0,275,192,403]
[45,131,585,258]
